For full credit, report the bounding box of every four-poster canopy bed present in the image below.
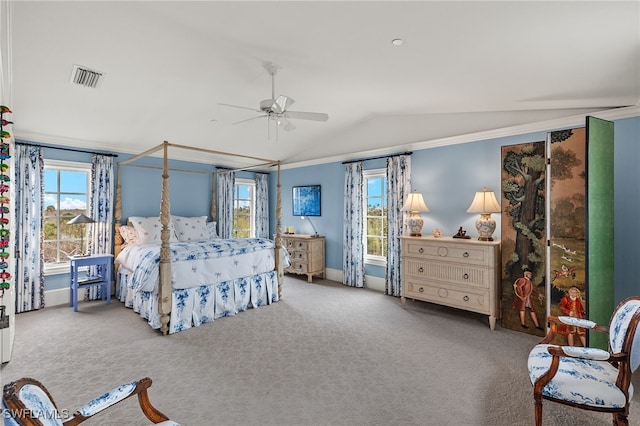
[113,141,284,335]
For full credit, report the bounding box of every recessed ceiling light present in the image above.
[391,38,404,46]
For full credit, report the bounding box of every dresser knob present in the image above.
[418,247,424,253]
[419,287,424,293]
[418,267,424,273]
[463,251,469,258]
[463,295,469,301]
[463,273,469,279]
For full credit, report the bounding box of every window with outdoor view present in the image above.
[43,160,91,269]
[233,179,255,238]
[363,169,387,264]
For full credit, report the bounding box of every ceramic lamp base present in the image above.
[407,214,424,237]
[475,213,496,241]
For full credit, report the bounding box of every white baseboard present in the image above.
[45,287,72,307]
[45,283,116,308]
[324,267,385,293]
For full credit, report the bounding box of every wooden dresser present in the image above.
[283,234,325,282]
[400,236,501,330]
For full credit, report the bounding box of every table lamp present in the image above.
[403,191,429,237]
[466,187,501,241]
[67,213,95,256]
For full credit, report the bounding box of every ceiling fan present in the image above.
[218,62,329,139]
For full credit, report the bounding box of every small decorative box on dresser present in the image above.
[400,236,501,330]
[283,234,325,282]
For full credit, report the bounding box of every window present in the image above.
[233,179,255,238]
[363,169,387,265]
[43,160,91,272]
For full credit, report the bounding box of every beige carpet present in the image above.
[1,276,638,425]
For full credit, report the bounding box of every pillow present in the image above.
[172,216,209,242]
[128,216,178,245]
[206,221,218,239]
[119,225,138,246]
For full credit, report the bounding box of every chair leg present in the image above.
[614,413,628,426]
[534,394,543,426]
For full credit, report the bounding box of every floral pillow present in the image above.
[128,216,178,245]
[119,225,138,246]
[206,221,218,239]
[172,216,209,242]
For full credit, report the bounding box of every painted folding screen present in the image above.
[547,127,587,345]
[500,118,614,347]
[500,141,547,335]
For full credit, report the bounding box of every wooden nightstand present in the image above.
[69,254,113,312]
[282,234,325,282]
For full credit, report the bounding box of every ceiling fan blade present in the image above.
[273,95,295,114]
[284,111,329,122]
[232,115,267,125]
[218,103,262,113]
[277,115,296,132]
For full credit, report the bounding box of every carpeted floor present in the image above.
[1,276,638,425]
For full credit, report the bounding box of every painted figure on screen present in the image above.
[557,286,587,346]
[512,269,543,330]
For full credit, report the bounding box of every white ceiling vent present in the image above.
[69,64,103,88]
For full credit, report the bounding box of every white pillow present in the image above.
[119,225,138,246]
[206,221,218,239]
[128,216,178,245]
[172,216,208,242]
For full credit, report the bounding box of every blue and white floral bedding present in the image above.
[115,238,276,292]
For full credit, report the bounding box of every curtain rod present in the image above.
[15,141,118,157]
[341,151,412,165]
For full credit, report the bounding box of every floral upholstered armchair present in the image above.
[527,296,640,426]
[2,377,180,426]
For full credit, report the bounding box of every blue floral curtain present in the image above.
[87,154,114,300]
[216,170,235,239]
[255,173,269,238]
[14,145,44,313]
[385,155,411,296]
[343,162,364,288]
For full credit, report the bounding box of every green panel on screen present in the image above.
[586,116,615,350]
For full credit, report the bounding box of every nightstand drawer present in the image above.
[286,239,308,251]
[289,251,308,262]
[287,261,309,273]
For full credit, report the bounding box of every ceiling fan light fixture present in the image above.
[391,38,404,46]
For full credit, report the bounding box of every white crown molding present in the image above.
[279,104,640,170]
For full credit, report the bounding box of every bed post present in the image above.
[275,161,283,298]
[158,141,172,335]
[210,172,216,222]
[113,164,123,273]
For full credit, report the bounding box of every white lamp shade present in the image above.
[466,187,501,214]
[67,213,95,224]
[403,192,429,213]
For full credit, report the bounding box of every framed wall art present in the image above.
[292,185,321,216]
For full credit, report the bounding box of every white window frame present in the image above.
[43,159,92,275]
[363,169,387,266]
[233,178,256,238]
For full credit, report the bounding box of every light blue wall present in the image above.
[270,116,639,305]
[613,117,640,302]
[24,115,639,303]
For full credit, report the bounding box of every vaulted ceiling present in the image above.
[10,1,640,168]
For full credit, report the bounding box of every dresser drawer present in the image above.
[403,240,491,266]
[403,279,491,315]
[403,258,490,289]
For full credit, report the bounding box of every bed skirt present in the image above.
[116,269,279,334]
